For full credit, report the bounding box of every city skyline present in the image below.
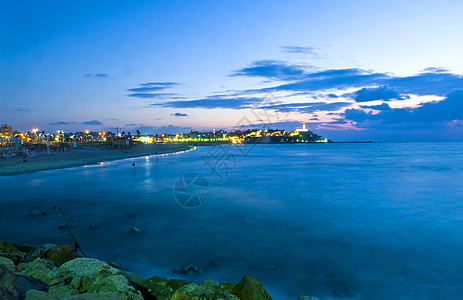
[2,0,463,141]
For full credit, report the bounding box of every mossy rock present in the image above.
[170,282,239,300]
[12,244,37,260]
[25,289,61,300]
[59,258,116,279]
[0,257,15,272]
[22,258,64,286]
[0,265,18,299]
[48,284,79,295]
[231,274,272,300]
[0,240,26,264]
[142,275,188,300]
[85,273,143,300]
[45,244,79,266]
[219,283,236,292]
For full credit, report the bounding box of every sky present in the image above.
[1,0,463,141]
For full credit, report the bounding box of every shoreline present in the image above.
[0,240,298,299]
[0,144,193,177]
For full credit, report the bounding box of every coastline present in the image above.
[0,143,193,177]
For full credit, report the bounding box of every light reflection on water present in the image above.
[1,143,463,299]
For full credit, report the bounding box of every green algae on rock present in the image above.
[22,258,64,286]
[170,281,240,300]
[45,245,79,267]
[231,274,272,300]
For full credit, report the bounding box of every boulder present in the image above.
[84,273,143,300]
[142,275,189,299]
[45,245,79,266]
[231,274,272,300]
[59,258,116,279]
[49,284,79,295]
[0,265,17,299]
[25,289,60,300]
[0,240,26,264]
[15,273,49,299]
[170,281,239,300]
[22,258,64,286]
[219,283,236,292]
[0,257,15,272]
[26,290,126,299]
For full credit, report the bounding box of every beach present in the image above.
[0,143,192,176]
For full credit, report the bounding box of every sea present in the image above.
[1,142,462,299]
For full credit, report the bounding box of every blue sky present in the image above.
[1,0,463,141]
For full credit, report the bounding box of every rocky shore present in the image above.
[0,240,319,300]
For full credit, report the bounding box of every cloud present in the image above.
[128,82,179,92]
[81,120,103,125]
[262,101,352,114]
[152,97,262,109]
[264,68,388,92]
[384,71,463,96]
[128,93,176,99]
[128,82,179,99]
[171,113,188,117]
[50,121,71,125]
[353,86,403,102]
[232,62,463,99]
[360,103,392,111]
[233,120,305,131]
[134,125,192,135]
[86,73,109,78]
[281,46,318,55]
[231,60,308,80]
[344,90,463,127]
[14,107,30,112]
[125,123,143,126]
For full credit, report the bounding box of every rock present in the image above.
[210,259,219,267]
[28,210,41,216]
[109,262,122,269]
[12,244,37,258]
[0,285,16,300]
[15,273,49,299]
[202,280,219,288]
[219,283,236,292]
[49,284,79,295]
[22,258,64,286]
[0,265,17,299]
[170,282,240,300]
[25,289,60,300]
[31,244,58,260]
[0,240,26,264]
[129,227,141,233]
[45,244,79,266]
[85,274,143,299]
[299,297,320,300]
[142,276,188,300]
[0,257,15,272]
[231,274,272,300]
[59,258,116,278]
[173,264,203,275]
[70,276,82,290]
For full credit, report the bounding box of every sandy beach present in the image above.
[0,143,192,176]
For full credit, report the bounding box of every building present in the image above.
[295,123,309,134]
[0,124,14,138]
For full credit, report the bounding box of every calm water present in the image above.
[1,143,463,299]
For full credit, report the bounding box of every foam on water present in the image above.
[1,143,462,299]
